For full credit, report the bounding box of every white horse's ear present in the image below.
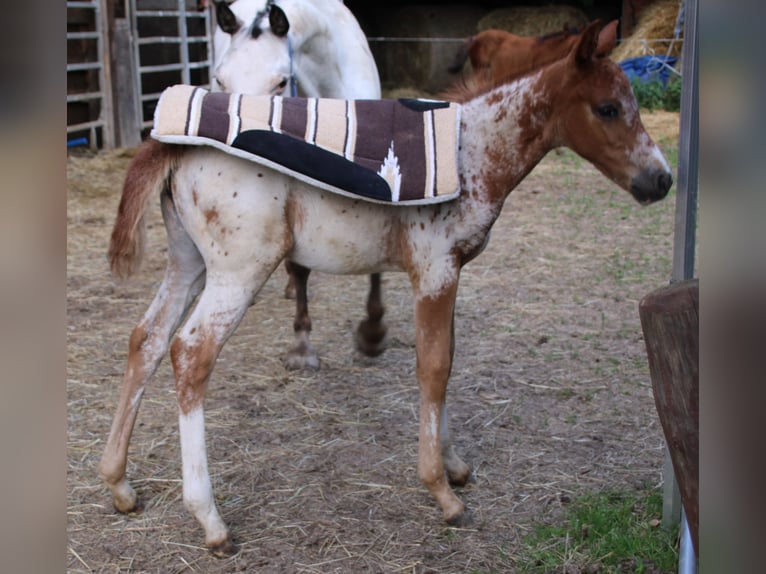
[215,1,240,35]
[269,5,290,37]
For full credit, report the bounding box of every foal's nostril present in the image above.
[656,172,673,194]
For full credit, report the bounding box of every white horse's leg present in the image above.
[412,277,471,526]
[99,192,205,513]
[355,272,388,357]
[170,270,274,555]
[283,261,320,370]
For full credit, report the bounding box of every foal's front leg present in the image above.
[413,278,472,526]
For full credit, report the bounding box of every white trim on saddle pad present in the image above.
[151,84,462,206]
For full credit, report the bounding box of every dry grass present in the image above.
[67,113,681,572]
[613,0,684,61]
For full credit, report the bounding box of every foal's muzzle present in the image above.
[630,169,673,204]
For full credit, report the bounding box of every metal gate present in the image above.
[130,0,214,131]
[66,0,114,149]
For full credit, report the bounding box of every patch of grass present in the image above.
[517,489,678,573]
[632,78,681,112]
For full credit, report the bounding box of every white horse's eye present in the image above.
[277,78,288,90]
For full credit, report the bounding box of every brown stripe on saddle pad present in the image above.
[279,97,309,141]
[197,92,231,143]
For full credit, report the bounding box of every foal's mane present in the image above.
[438,52,559,104]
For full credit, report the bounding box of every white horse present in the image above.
[212,0,380,98]
[101,21,672,555]
[210,0,385,371]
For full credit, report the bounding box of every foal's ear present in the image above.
[574,20,602,65]
[269,5,290,37]
[215,1,240,35]
[596,20,619,57]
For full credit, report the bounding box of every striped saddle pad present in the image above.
[151,85,462,205]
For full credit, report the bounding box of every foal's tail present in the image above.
[109,139,185,278]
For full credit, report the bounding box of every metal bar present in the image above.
[67,31,101,40]
[679,510,698,573]
[662,0,698,550]
[137,36,208,44]
[135,10,207,18]
[67,119,107,132]
[66,91,105,103]
[177,0,190,85]
[67,62,103,72]
[98,0,114,148]
[672,0,699,283]
[138,60,208,74]
[67,1,98,9]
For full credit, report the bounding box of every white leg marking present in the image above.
[179,408,228,545]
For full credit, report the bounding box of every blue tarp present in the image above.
[619,55,678,85]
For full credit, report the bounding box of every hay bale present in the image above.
[374,4,485,94]
[613,0,683,61]
[477,5,589,36]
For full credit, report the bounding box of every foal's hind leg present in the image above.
[170,275,269,556]
[99,192,205,513]
[283,261,320,370]
[355,273,388,357]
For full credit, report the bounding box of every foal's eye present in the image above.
[595,103,620,120]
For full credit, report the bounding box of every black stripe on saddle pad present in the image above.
[232,130,393,202]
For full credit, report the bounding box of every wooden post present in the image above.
[112,17,142,147]
[639,279,699,556]
[107,0,141,147]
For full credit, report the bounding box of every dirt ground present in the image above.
[67,112,681,573]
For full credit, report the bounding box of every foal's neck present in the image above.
[458,71,553,206]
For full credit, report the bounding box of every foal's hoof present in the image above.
[208,538,239,558]
[355,320,388,357]
[113,498,143,515]
[446,508,474,528]
[448,469,475,487]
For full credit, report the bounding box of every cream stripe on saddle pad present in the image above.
[151,84,462,205]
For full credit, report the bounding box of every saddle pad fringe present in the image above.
[151,84,461,205]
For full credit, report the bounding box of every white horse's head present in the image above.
[213,0,295,95]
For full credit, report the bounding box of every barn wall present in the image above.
[345,0,623,98]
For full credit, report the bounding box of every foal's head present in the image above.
[214,0,294,95]
[547,20,673,204]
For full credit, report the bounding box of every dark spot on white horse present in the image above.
[233,191,238,198]
[224,252,228,257]
[190,327,196,334]
[192,191,199,206]
[257,173,263,178]
[274,196,278,201]
[420,222,425,230]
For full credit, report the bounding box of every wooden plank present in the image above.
[639,279,699,556]
[112,18,142,147]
